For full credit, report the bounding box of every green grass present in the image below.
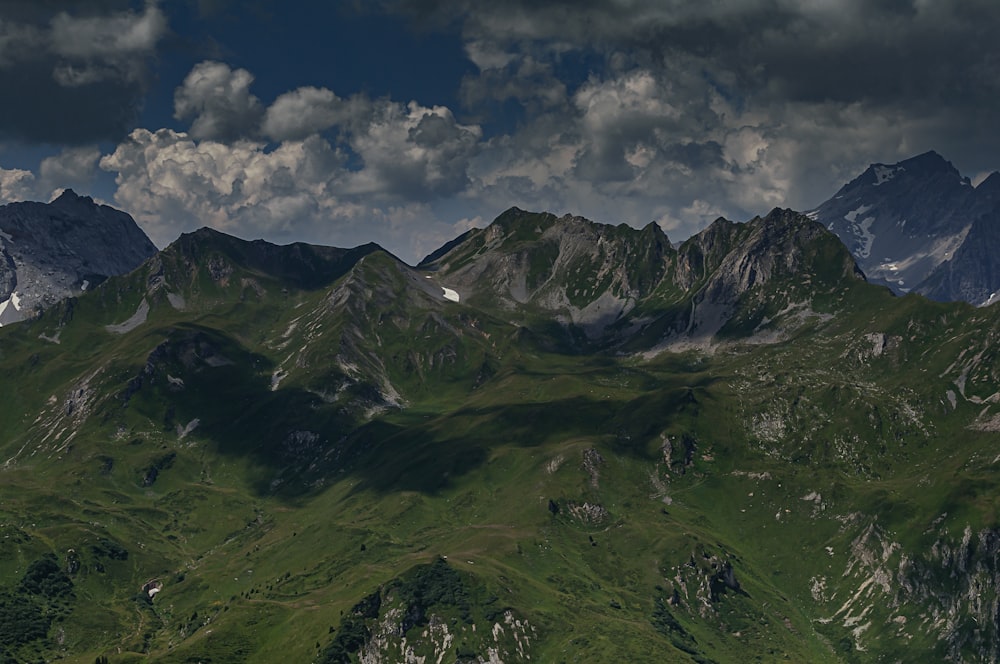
[1,218,1000,661]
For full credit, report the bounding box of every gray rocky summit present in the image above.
[0,189,157,325]
[809,151,1000,304]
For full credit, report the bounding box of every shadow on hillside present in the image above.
[342,377,716,496]
[111,320,720,501]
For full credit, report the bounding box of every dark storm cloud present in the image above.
[0,0,134,22]
[0,61,144,143]
[386,0,1000,111]
[375,0,1000,233]
[0,0,166,143]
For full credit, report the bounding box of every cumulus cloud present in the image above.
[262,86,348,142]
[0,146,102,204]
[99,129,343,244]
[49,1,166,86]
[460,53,568,112]
[38,146,102,197]
[174,61,265,142]
[0,1,167,142]
[0,167,37,205]
[97,125,484,260]
[165,59,485,198]
[344,100,482,199]
[92,49,496,257]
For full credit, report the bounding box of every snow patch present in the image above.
[0,291,23,327]
[142,579,163,600]
[843,206,877,257]
[0,229,11,242]
[271,368,288,391]
[872,165,903,185]
[80,280,89,291]
[177,418,200,439]
[805,210,819,220]
[442,287,460,303]
[844,205,871,224]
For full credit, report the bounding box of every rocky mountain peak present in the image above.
[677,208,862,304]
[50,188,94,209]
[0,192,157,326]
[893,150,959,177]
[975,171,1000,200]
[810,152,986,296]
[850,150,966,193]
[420,209,679,342]
[419,206,863,352]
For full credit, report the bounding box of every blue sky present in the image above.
[1,0,998,264]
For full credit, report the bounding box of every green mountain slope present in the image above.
[0,210,998,663]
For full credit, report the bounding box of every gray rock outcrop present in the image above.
[0,189,157,325]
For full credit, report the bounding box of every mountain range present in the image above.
[1,157,1000,662]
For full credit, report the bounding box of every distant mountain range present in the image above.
[4,151,999,329]
[809,150,1000,304]
[0,189,156,325]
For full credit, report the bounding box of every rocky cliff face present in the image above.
[917,173,1000,305]
[0,189,157,325]
[658,209,864,347]
[421,207,864,352]
[810,151,1000,303]
[419,207,675,339]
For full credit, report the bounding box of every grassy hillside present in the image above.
[0,214,999,662]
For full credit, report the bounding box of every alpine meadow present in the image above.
[3,197,1000,661]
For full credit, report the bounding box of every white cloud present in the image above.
[89,57,489,258]
[464,39,516,70]
[262,86,358,142]
[100,129,333,243]
[97,126,485,261]
[38,146,101,193]
[345,100,482,199]
[461,53,568,111]
[0,2,166,78]
[0,167,37,204]
[46,2,166,87]
[174,61,264,142]
[50,2,166,60]
[574,70,681,131]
